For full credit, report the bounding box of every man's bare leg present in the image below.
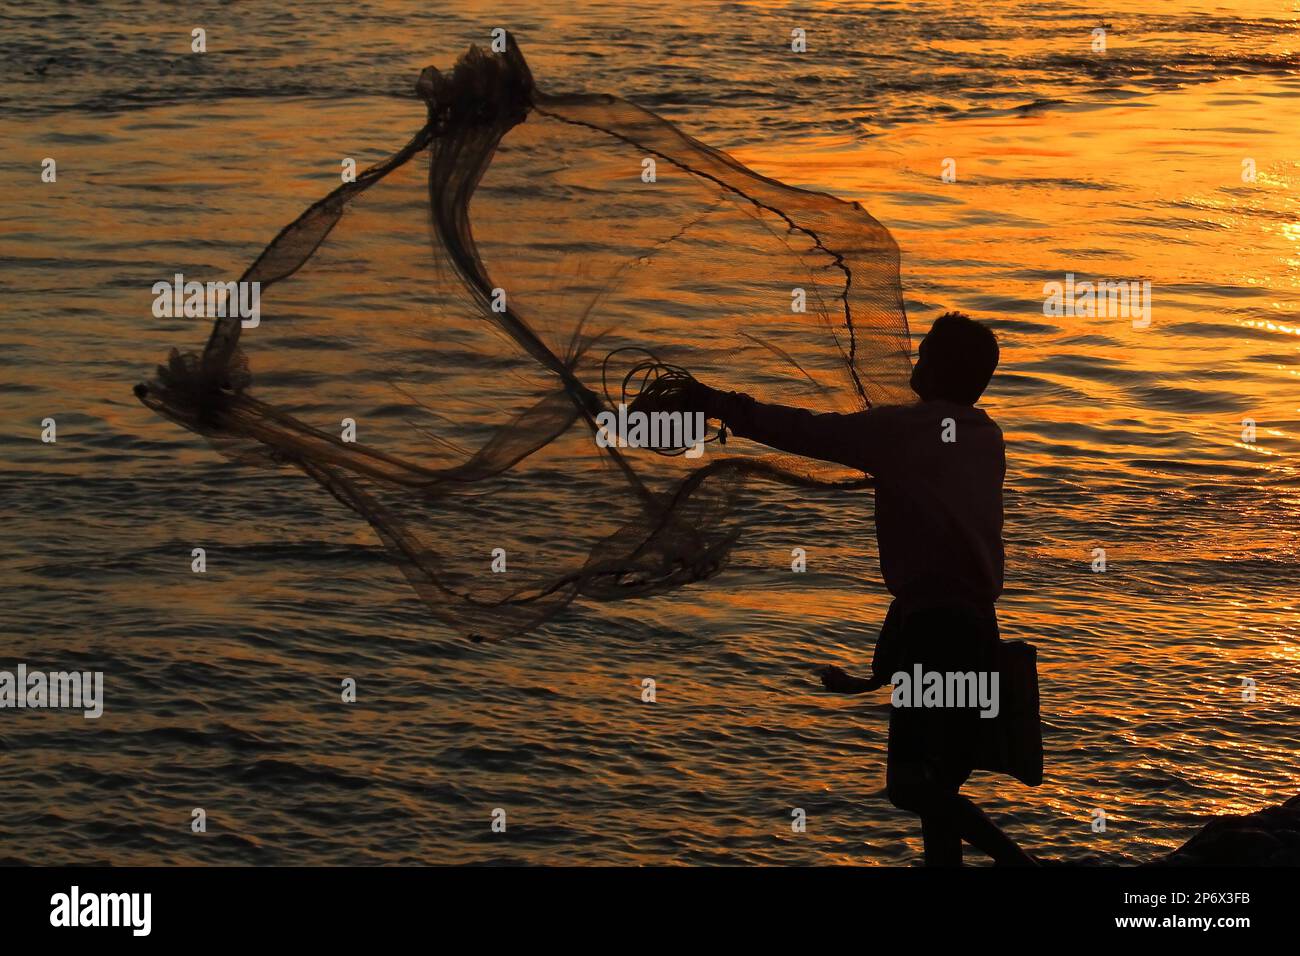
[920,814,963,866]
[889,762,1037,866]
[945,793,1037,865]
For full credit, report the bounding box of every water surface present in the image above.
[1,0,1297,865]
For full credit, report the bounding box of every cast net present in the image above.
[136,35,912,641]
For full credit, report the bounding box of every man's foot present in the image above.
[992,846,1041,866]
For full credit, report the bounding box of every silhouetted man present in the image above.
[633,311,1036,866]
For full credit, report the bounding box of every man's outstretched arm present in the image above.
[637,380,879,472]
[706,389,872,469]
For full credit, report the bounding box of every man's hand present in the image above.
[818,664,883,695]
[628,375,708,418]
[819,664,856,693]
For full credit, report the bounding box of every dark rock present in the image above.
[1157,793,1300,866]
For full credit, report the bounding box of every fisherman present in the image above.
[632,311,1039,866]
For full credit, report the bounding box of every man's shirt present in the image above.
[708,392,1005,608]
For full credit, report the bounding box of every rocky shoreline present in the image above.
[1155,793,1300,865]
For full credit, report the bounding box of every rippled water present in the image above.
[1,0,1298,865]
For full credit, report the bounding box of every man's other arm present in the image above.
[706,389,879,472]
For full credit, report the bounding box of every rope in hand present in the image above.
[599,346,728,457]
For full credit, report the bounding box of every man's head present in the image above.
[909,311,999,405]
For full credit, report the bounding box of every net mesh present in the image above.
[136,35,912,641]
